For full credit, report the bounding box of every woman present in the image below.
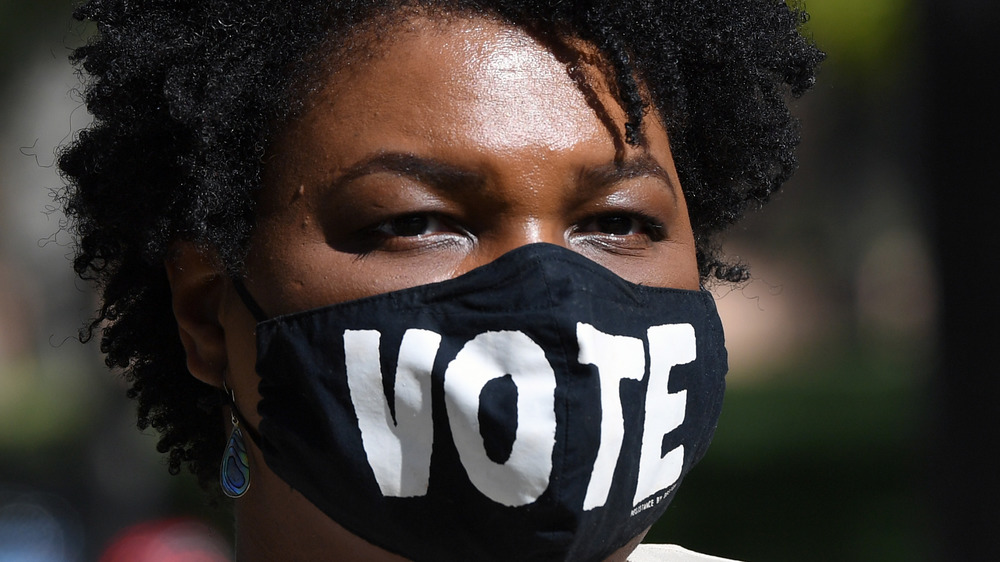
[60,1,822,560]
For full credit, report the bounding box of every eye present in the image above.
[575,213,665,241]
[581,215,642,236]
[341,212,472,257]
[374,214,450,237]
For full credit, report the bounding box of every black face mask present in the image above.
[232,243,728,562]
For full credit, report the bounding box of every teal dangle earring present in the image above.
[221,385,251,498]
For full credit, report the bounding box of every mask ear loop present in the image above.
[231,277,269,322]
[220,380,252,498]
[219,277,267,499]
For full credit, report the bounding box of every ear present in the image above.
[164,241,228,388]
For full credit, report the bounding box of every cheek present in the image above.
[657,216,700,291]
[247,221,468,317]
[579,243,700,290]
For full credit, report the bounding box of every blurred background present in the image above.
[0,1,996,560]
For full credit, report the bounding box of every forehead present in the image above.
[248,13,695,305]
[270,14,631,163]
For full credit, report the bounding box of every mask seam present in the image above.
[534,249,575,506]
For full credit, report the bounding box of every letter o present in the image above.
[444,330,557,507]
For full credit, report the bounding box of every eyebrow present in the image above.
[330,151,677,199]
[578,154,679,202]
[331,152,484,193]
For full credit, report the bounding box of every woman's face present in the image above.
[242,15,698,315]
[209,13,699,560]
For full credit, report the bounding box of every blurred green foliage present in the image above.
[800,0,915,80]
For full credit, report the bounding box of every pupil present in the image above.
[392,216,429,236]
[599,216,633,235]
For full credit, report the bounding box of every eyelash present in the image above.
[369,214,465,239]
[572,212,667,242]
[358,211,667,252]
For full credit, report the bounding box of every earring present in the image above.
[221,386,251,498]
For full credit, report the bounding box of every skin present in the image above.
[167,13,699,561]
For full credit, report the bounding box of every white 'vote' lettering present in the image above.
[576,323,646,510]
[633,324,695,505]
[444,331,557,507]
[343,323,695,510]
[344,329,440,497]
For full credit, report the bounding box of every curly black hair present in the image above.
[59,0,823,492]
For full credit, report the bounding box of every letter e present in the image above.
[633,324,695,505]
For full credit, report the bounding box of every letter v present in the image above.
[344,329,441,497]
